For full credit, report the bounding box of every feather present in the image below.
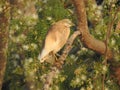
[38,19,73,63]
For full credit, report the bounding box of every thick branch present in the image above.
[72,0,113,60]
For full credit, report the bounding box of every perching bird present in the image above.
[38,19,73,63]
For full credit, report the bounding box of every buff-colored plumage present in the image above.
[38,19,73,63]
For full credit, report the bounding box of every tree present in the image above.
[2,0,120,90]
[0,0,10,89]
[7,0,38,90]
[42,0,120,90]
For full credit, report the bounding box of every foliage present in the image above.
[2,0,120,90]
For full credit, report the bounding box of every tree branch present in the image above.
[72,0,113,60]
[72,0,120,86]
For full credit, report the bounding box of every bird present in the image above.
[38,19,74,63]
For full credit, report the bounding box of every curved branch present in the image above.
[72,0,113,60]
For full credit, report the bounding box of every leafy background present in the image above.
[1,0,120,90]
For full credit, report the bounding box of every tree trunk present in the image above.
[0,1,10,89]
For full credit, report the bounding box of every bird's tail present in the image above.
[38,49,50,63]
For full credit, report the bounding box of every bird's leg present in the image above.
[54,53,64,69]
[49,53,64,68]
[51,52,58,61]
[46,51,58,64]
[55,53,64,64]
[55,53,61,57]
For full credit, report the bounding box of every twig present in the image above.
[102,2,118,90]
[43,31,81,90]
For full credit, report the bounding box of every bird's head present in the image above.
[60,19,74,27]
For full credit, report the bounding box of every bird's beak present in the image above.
[71,22,75,26]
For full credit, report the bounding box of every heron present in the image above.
[38,19,74,63]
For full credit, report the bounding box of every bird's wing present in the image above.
[38,21,70,62]
[38,25,60,61]
[47,24,70,53]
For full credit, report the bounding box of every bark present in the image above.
[0,1,10,89]
[72,0,113,60]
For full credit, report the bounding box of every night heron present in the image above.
[38,19,74,63]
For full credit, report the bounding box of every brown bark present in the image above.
[0,2,10,90]
[72,0,113,60]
